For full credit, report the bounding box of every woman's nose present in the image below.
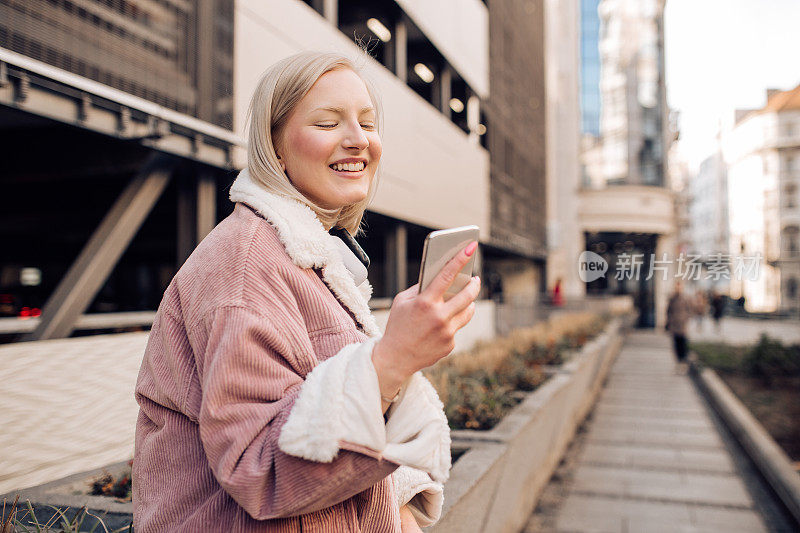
[343,121,369,150]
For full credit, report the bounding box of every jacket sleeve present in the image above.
[196,304,397,520]
[392,466,444,527]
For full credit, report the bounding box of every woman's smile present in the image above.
[328,158,368,176]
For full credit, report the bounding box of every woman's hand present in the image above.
[372,242,481,403]
[399,504,423,533]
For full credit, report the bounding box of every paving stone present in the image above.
[579,442,733,473]
[555,494,693,533]
[691,506,768,532]
[586,426,724,449]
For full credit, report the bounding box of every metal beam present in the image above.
[24,155,173,341]
[0,46,242,169]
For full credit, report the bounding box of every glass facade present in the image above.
[580,0,601,136]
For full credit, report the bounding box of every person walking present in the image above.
[666,281,692,373]
[133,51,479,532]
[710,290,725,334]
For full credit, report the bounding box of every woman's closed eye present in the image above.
[315,122,375,131]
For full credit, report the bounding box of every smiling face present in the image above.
[274,68,382,211]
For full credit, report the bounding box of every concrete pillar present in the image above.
[466,92,480,144]
[385,222,408,295]
[196,172,217,241]
[394,20,407,83]
[323,0,337,27]
[195,0,215,122]
[177,173,195,264]
[440,66,452,119]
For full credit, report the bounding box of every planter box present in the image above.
[431,318,626,533]
[1,461,132,531]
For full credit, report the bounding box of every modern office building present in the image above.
[719,84,800,313]
[580,0,601,138]
[484,0,548,317]
[576,0,675,327]
[1,0,551,342]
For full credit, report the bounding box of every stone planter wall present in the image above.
[1,460,133,531]
[431,317,627,533]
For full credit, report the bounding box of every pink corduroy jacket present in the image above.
[133,170,450,532]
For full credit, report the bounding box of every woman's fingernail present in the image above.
[465,241,478,256]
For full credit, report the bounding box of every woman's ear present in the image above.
[276,154,286,172]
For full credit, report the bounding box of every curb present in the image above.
[691,363,800,526]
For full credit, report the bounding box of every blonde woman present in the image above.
[133,51,480,531]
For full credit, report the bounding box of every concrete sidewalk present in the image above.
[0,333,147,495]
[526,330,783,532]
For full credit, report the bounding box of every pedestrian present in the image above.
[133,51,480,531]
[710,290,725,333]
[666,281,692,373]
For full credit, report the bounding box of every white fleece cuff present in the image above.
[392,465,444,527]
[278,338,451,484]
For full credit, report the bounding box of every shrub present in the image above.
[425,312,608,429]
[690,342,748,372]
[743,334,800,383]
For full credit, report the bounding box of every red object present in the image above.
[552,280,564,307]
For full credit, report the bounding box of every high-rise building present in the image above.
[688,149,729,270]
[580,0,601,138]
[577,0,675,327]
[720,84,800,314]
[484,0,548,317]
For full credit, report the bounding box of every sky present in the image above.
[664,0,800,170]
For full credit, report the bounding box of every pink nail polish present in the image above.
[465,241,478,256]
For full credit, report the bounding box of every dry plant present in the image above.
[424,312,608,430]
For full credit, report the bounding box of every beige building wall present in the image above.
[233,0,491,239]
[393,0,488,97]
[545,0,584,299]
[720,107,794,312]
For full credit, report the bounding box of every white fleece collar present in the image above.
[229,169,380,337]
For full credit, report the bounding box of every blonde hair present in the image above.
[246,51,383,234]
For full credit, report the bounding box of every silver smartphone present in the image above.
[418,225,480,300]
